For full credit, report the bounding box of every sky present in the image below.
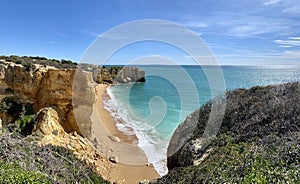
[0,0,300,65]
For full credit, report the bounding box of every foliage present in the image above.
[0,132,109,184]
[0,97,34,115]
[155,134,300,184]
[0,55,78,69]
[105,66,123,74]
[0,160,50,184]
[14,115,35,136]
[4,87,14,94]
[155,82,300,183]
[0,97,23,118]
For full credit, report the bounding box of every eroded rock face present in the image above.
[114,67,146,83]
[79,64,146,84]
[34,107,64,136]
[0,60,95,135]
[0,60,146,137]
[32,107,112,181]
[167,111,200,169]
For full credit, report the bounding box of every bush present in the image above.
[0,55,78,69]
[4,87,14,94]
[155,82,300,184]
[0,97,34,119]
[0,160,49,184]
[0,133,109,184]
[15,115,34,136]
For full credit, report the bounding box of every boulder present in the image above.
[109,156,119,163]
[34,107,64,136]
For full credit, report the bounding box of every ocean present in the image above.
[103,65,300,176]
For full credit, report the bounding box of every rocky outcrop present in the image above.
[31,107,112,180]
[155,82,300,183]
[0,59,146,136]
[166,110,200,168]
[33,107,64,136]
[0,60,93,135]
[114,67,146,83]
[167,82,300,169]
[79,64,145,84]
[32,107,95,155]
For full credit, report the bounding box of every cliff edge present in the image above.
[154,82,300,183]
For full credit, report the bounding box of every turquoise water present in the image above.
[104,65,300,175]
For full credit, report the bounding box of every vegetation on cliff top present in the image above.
[155,82,300,183]
[0,55,78,69]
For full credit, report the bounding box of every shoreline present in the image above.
[100,85,138,144]
[90,84,159,184]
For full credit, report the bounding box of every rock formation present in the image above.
[114,67,146,83]
[31,107,112,181]
[33,107,64,136]
[0,60,87,134]
[0,59,146,137]
[154,82,300,183]
[79,64,145,84]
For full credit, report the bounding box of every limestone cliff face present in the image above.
[114,67,146,83]
[0,60,92,134]
[34,107,64,136]
[32,107,112,180]
[0,60,146,136]
[79,64,145,84]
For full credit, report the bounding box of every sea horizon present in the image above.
[84,63,300,67]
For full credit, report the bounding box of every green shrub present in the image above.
[15,115,34,136]
[0,133,110,184]
[4,87,14,94]
[0,160,50,184]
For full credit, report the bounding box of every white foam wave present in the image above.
[103,87,168,176]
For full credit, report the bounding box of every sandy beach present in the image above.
[90,84,159,184]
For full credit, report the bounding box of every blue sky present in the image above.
[1,0,300,65]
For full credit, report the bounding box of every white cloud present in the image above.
[82,30,103,38]
[49,41,56,44]
[284,50,300,57]
[289,37,300,40]
[196,32,203,36]
[183,11,297,38]
[224,15,296,38]
[274,37,300,47]
[279,45,293,48]
[281,0,300,14]
[263,0,300,14]
[185,21,208,28]
[264,0,282,6]
[56,32,70,37]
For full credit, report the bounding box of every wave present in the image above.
[103,87,168,176]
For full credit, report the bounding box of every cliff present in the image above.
[154,82,300,183]
[79,64,145,84]
[0,60,93,135]
[0,56,145,136]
